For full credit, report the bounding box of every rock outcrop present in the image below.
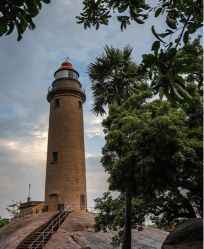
[0,211,168,249]
[162,218,203,249]
[0,212,57,249]
[44,211,168,249]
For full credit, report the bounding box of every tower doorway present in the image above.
[49,194,58,211]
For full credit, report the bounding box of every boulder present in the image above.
[162,218,203,249]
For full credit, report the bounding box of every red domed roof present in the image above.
[60,61,73,70]
[54,60,79,78]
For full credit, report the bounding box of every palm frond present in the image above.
[88,45,146,116]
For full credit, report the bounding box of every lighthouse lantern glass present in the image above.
[55,70,78,80]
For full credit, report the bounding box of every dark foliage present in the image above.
[77,0,203,101]
[0,0,50,40]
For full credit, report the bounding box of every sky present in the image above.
[0,0,160,218]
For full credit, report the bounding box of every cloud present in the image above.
[0,175,14,192]
[0,137,46,174]
[85,126,104,138]
[85,152,101,159]
[0,137,46,217]
[84,113,105,138]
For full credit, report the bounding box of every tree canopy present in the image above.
[0,0,50,40]
[102,82,202,208]
[88,41,202,247]
[94,81,202,246]
[77,0,203,101]
[77,0,202,34]
[0,216,9,228]
[6,200,21,219]
[88,45,147,115]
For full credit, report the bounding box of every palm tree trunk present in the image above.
[122,189,132,249]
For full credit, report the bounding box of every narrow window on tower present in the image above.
[79,101,82,109]
[69,71,73,78]
[52,151,58,163]
[54,98,60,108]
[80,194,86,207]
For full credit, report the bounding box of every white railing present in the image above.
[28,205,72,249]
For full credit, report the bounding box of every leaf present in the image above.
[183,31,189,45]
[76,19,84,24]
[166,17,177,29]
[187,23,197,33]
[166,29,174,34]
[84,22,87,29]
[174,75,186,88]
[151,41,160,51]
[172,85,184,100]
[134,17,144,24]
[159,87,164,99]
[174,83,192,99]
[6,22,15,36]
[166,48,177,60]
[118,4,128,13]
[17,33,23,41]
[142,54,156,66]
[150,79,159,89]
[155,8,162,17]
[159,32,171,38]
[151,26,164,42]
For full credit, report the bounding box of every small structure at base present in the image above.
[19,201,44,217]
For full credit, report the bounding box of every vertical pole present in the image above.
[29,184,31,198]
[122,189,132,249]
[27,184,31,202]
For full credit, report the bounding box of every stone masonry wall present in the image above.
[45,79,86,211]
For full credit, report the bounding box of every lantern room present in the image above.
[54,61,79,81]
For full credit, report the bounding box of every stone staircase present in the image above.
[17,207,71,249]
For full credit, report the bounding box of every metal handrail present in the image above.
[48,85,85,94]
[28,205,72,249]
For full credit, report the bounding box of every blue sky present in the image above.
[0,0,160,217]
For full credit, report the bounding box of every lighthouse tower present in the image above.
[44,61,87,211]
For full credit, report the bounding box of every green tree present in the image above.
[77,0,203,101]
[0,0,50,40]
[89,45,147,115]
[6,200,21,219]
[0,216,10,228]
[94,192,145,248]
[89,45,147,249]
[94,82,202,247]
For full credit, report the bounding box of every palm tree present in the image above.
[88,45,146,249]
[88,45,144,115]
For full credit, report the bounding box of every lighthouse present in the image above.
[44,61,87,212]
